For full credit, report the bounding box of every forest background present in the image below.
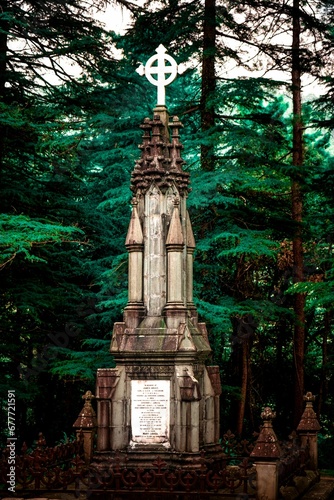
[0,0,333,469]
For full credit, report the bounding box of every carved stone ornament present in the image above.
[130,115,190,195]
[126,365,174,377]
[73,391,97,429]
[297,392,321,432]
[251,407,282,459]
[177,367,201,402]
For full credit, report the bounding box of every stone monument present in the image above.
[95,45,222,467]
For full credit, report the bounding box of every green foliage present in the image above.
[50,340,113,381]
[182,69,333,438]
[0,0,130,446]
[0,0,333,468]
[0,214,83,266]
[215,229,277,258]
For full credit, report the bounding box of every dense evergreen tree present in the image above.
[0,0,333,467]
[0,0,138,444]
[127,0,334,438]
[219,0,334,428]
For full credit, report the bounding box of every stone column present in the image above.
[153,104,169,141]
[297,392,321,471]
[205,366,222,444]
[144,184,166,316]
[165,199,186,327]
[251,407,282,500]
[73,391,97,464]
[166,199,184,304]
[95,369,120,452]
[124,199,145,329]
[185,211,198,323]
[175,367,201,452]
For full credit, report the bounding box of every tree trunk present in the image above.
[0,0,8,173]
[201,0,216,171]
[0,0,7,98]
[291,0,305,427]
[317,310,331,418]
[236,339,249,436]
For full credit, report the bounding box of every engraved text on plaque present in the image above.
[131,380,170,444]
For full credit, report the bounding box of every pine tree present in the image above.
[119,0,334,436]
[0,0,136,444]
[223,0,334,426]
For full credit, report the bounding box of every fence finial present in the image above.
[73,390,97,429]
[297,392,321,432]
[251,406,281,459]
[36,432,46,449]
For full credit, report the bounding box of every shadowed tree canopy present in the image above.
[0,0,143,444]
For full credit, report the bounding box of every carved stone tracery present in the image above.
[131,115,190,195]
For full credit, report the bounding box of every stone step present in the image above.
[301,477,334,500]
[280,472,334,500]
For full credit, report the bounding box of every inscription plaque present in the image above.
[131,380,170,444]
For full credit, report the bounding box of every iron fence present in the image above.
[87,453,256,499]
[278,432,311,487]
[0,429,312,498]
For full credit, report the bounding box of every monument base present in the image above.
[95,356,223,465]
[91,443,225,470]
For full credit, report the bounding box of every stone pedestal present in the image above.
[251,407,282,500]
[94,320,223,467]
[254,461,279,500]
[73,391,97,464]
[297,392,321,471]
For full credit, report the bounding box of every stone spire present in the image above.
[297,392,321,470]
[251,407,282,459]
[121,112,195,330]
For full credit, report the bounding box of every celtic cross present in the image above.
[136,44,181,106]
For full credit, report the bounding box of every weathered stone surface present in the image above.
[297,393,321,432]
[280,485,300,500]
[302,477,334,500]
[297,392,321,471]
[73,391,96,429]
[294,474,313,494]
[130,114,190,195]
[95,99,222,467]
[280,471,332,500]
[255,461,280,500]
[207,366,222,396]
[251,407,282,459]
